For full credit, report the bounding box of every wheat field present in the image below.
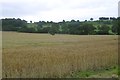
[2,32,118,78]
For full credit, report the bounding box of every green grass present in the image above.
[70,66,118,78]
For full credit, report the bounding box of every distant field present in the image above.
[2,32,118,78]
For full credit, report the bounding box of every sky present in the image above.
[0,0,119,22]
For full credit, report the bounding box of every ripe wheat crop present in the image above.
[2,32,118,78]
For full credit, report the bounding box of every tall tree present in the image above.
[49,23,59,35]
[90,18,93,21]
[80,23,96,35]
[97,24,110,35]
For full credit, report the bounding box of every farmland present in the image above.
[2,31,118,78]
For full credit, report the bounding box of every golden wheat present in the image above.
[2,32,118,78]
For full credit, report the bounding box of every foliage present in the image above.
[71,66,118,78]
[49,23,59,35]
[97,24,110,35]
[90,18,93,21]
[1,17,119,35]
[80,23,96,35]
[2,18,27,31]
[99,17,109,21]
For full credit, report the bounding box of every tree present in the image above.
[62,20,65,23]
[97,24,110,35]
[117,17,120,35]
[30,21,32,23]
[112,17,120,35]
[41,27,50,33]
[84,20,87,22]
[111,19,118,34]
[90,18,93,21]
[18,26,36,33]
[60,21,69,34]
[99,17,109,21]
[110,17,116,20]
[2,18,27,31]
[80,23,96,35]
[49,23,59,35]
[49,26,56,35]
[67,21,80,34]
[112,25,118,34]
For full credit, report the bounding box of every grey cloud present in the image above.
[1,0,119,22]
[2,2,52,17]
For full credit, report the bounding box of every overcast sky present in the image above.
[0,0,119,22]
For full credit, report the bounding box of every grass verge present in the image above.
[69,66,118,78]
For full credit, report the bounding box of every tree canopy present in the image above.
[1,17,119,35]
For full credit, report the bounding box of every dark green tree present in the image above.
[2,18,27,31]
[59,21,69,34]
[111,19,118,34]
[49,23,59,35]
[80,23,96,35]
[97,24,110,35]
[90,18,93,21]
[67,21,81,34]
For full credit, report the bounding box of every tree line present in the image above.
[1,17,120,35]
